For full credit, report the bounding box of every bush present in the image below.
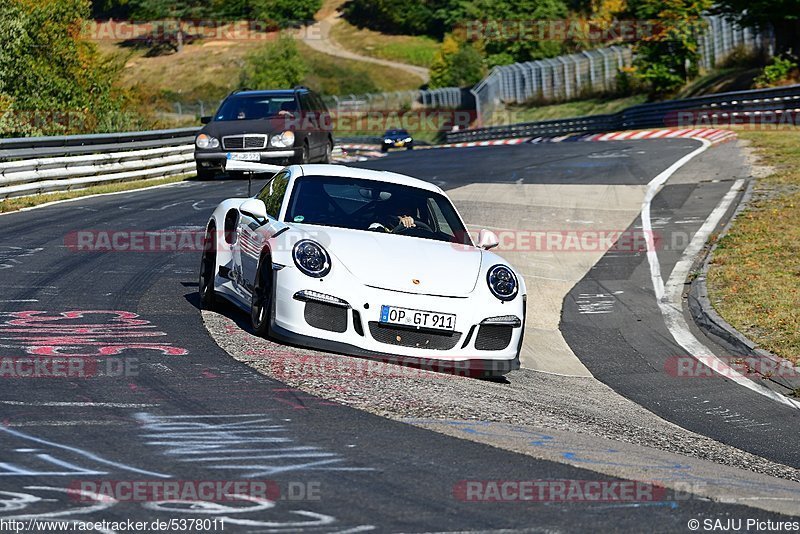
[429,35,485,88]
[625,0,713,97]
[240,33,308,89]
[341,0,446,36]
[754,55,799,88]
[250,0,322,24]
[465,0,569,65]
[0,0,145,137]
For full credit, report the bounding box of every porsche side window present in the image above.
[257,172,289,218]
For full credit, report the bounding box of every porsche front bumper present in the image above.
[270,265,525,371]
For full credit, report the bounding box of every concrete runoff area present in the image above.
[449,183,649,376]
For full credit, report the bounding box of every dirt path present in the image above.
[298,12,430,84]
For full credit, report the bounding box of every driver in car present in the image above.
[369,195,419,232]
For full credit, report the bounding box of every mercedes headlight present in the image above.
[195,134,219,149]
[487,264,518,301]
[293,240,331,278]
[270,130,295,148]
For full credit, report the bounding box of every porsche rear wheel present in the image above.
[251,254,273,337]
[199,225,217,309]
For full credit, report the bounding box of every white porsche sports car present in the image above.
[199,164,526,376]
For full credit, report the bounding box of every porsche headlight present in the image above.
[293,240,331,278]
[487,264,518,301]
[404,137,412,142]
[270,130,295,148]
[195,134,219,149]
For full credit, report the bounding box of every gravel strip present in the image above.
[203,309,800,483]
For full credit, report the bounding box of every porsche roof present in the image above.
[293,164,443,194]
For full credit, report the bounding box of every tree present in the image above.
[342,0,457,36]
[713,0,800,56]
[462,0,569,65]
[127,0,211,51]
[625,0,712,96]
[1,0,134,136]
[240,33,308,89]
[429,34,485,88]
[250,0,322,24]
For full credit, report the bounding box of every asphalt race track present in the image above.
[0,139,797,532]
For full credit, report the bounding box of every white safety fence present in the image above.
[0,144,195,200]
[472,15,774,124]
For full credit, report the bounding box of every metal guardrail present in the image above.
[0,128,199,200]
[444,84,800,143]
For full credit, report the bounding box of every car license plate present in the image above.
[380,305,455,331]
[227,152,260,161]
[395,141,405,146]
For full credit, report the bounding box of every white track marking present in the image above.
[0,401,159,407]
[641,138,712,300]
[0,427,171,478]
[660,179,800,409]
[641,139,800,409]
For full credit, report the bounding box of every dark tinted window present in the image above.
[215,95,298,121]
[310,93,327,112]
[297,93,312,112]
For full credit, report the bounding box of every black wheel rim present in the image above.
[251,261,271,328]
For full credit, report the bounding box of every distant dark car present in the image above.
[194,87,334,179]
[381,129,414,152]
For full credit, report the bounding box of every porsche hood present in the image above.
[298,226,482,297]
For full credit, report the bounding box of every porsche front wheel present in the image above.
[251,255,273,337]
[199,226,217,309]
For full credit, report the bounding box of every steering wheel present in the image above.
[392,220,434,234]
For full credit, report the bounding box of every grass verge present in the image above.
[0,174,192,214]
[706,128,800,364]
[329,20,439,68]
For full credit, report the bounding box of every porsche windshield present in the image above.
[285,176,471,245]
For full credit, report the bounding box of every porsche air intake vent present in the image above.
[303,301,348,333]
[474,325,513,351]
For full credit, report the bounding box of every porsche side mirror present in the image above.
[239,199,268,222]
[477,229,499,250]
[200,116,212,124]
